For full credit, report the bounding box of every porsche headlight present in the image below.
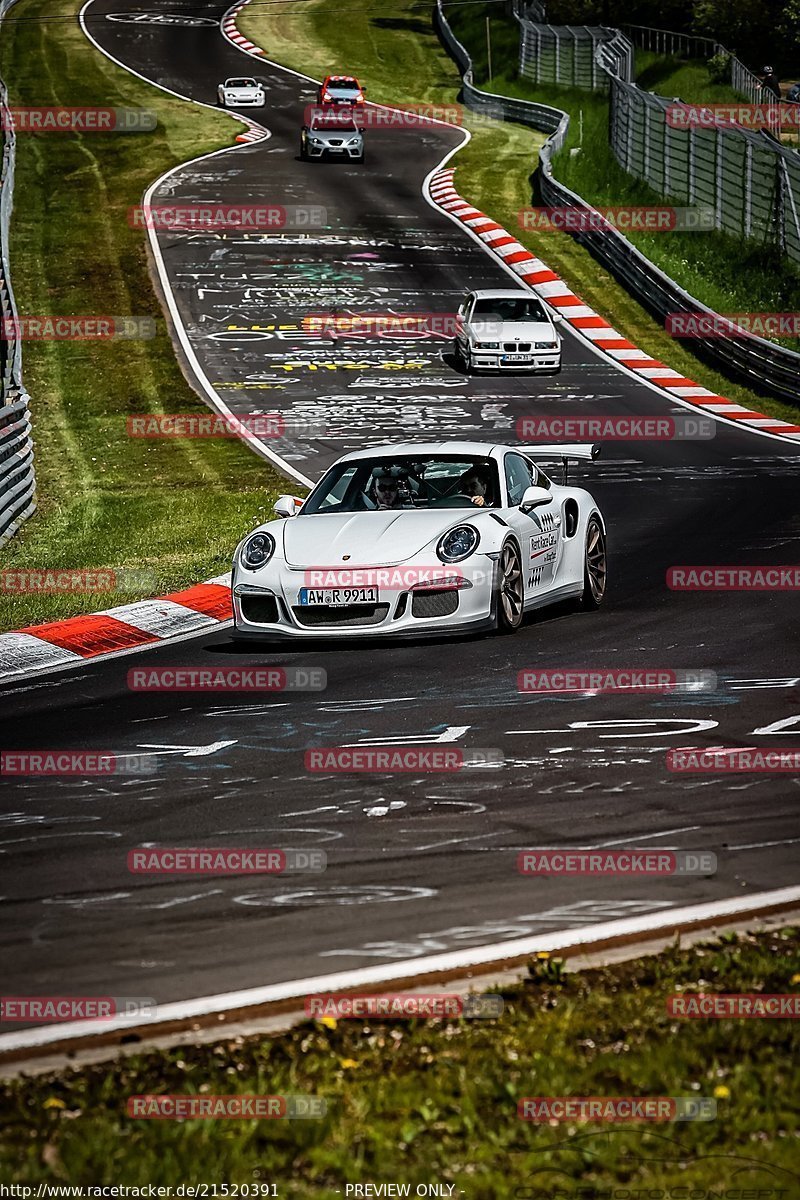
[241,532,275,570]
[437,525,480,563]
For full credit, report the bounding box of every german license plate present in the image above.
[502,353,533,363]
[299,587,378,607]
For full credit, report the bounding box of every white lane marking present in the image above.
[729,836,800,851]
[3,885,798,1052]
[342,725,470,747]
[751,715,800,735]
[133,740,238,757]
[364,800,407,817]
[586,825,702,849]
[413,830,505,852]
[507,719,719,738]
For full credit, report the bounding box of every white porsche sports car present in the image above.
[453,289,563,374]
[231,442,606,641]
[217,77,265,107]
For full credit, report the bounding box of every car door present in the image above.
[455,294,473,351]
[502,452,563,595]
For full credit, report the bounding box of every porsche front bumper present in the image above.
[232,557,497,640]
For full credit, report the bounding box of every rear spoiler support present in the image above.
[525,443,601,485]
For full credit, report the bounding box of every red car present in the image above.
[317,75,366,106]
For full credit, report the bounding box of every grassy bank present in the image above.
[1,928,798,1194]
[450,2,800,355]
[239,0,800,424]
[0,0,290,631]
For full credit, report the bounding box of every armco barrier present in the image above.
[434,1,800,406]
[0,3,36,544]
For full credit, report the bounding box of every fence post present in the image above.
[744,140,753,239]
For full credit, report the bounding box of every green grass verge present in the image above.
[1,929,798,1194]
[635,50,744,105]
[0,0,293,632]
[238,0,800,425]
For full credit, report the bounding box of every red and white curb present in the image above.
[0,575,232,683]
[221,1,263,59]
[429,169,800,442]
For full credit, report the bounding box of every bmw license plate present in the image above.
[299,587,378,607]
[502,353,533,363]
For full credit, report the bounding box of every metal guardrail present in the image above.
[0,0,36,545]
[434,0,800,406]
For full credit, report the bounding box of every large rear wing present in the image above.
[525,443,601,483]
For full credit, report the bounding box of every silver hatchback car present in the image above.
[300,109,365,163]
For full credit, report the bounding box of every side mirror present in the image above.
[551,311,563,323]
[274,495,302,518]
[362,86,368,94]
[519,485,552,512]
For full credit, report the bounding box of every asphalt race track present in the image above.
[1,0,799,1021]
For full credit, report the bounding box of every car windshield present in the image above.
[302,456,502,514]
[311,114,358,132]
[228,79,256,88]
[472,297,547,323]
[327,81,360,93]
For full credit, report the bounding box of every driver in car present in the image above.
[459,467,492,508]
[372,473,406,509]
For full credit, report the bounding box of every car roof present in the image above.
[466,289,536,299]
[332,442,510,464]
[324,75,360,83]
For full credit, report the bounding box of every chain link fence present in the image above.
[434,0,800,405]
[519,23,632,90]
[0,27,36,545]
[518,5,800,264]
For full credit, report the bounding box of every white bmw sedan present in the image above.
[453,289,562,374]
[231,441,606,641]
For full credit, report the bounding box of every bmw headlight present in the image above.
[475,342,500,350]
[437,525,480,563]
[534,340,558,349]
[241,532,275,570]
